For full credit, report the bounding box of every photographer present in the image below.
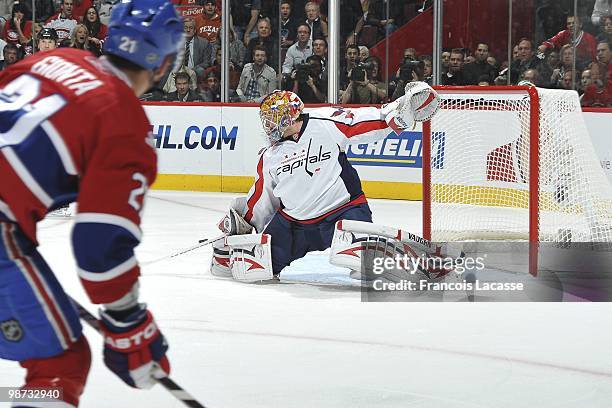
[390,58,424,101]
[291,55,327,102]
[341,60,386,104]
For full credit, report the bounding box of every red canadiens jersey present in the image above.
[0,48,157,304]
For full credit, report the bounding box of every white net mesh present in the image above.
[428,87,612,243]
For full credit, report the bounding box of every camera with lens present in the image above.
[350,61,375,83]
[295,63,314,83]
[399,58,424,82]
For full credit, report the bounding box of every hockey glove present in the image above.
[99,304,170,389]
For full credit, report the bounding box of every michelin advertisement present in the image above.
[144,104,612,199]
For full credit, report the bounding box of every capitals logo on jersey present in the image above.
[275,139,332,177]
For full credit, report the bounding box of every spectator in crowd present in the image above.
[37,27,58,52]
[69,24,93,53]
[363,0,402,40]
[98,0,114,25]
[245,17,278,72]
[32,0,58,23]
[591,0,612,26]
[293,54,326,102]
[183,17,213,79]
[580,69,594,94]
[486,55,498,70]
[593,40,611,86]
[403,47,417,61]
[200,71,222,102]
[341,62,385,104]
[320,0,363,47]
[596,16,612,44]
[550,44,576,88]
[442,48,466,85]
[521,68,541,86]
[282,24,312,75]
[167,71,202,102]
[538,15,597,67]
[420,55,433,84]
[195,0,221,43]
[21,21,41,56]
[537,49,559,86]
[463,42,497,85]
[313,37,328,73]
[304,2,328,41]
[227,27,247,70]
[465,54,475,64]
[535,0,567,45]
[358,45,369,61]
[390,58,424,101]
[163,64,198,95]
[71,0,93,23]
[0,43,19,71]
[441,50,450,75]
[559,69,578,90]
[231,0,260,45]
[203,46,241,90]
[340,44,360,90]
[83,6,107,54]
[509,38,541,83]
[280,0,299,54]
[363,55,387,101]
[46,0,78,45]
[4,1,32,47]
[237,45,278,103]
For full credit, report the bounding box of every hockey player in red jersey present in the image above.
[0,1,184,406]
[211,84,441,282]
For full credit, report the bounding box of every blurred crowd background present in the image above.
[0,0,610,106]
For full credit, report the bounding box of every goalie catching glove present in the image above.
[383,81,440,133]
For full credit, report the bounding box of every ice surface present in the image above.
[1,191,611,407]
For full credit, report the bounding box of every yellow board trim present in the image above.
[152,174,423,200]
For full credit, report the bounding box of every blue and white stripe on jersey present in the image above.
[72,213,141,283]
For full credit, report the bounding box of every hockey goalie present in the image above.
[211,82,446,283]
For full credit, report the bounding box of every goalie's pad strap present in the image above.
[226,234,273,282]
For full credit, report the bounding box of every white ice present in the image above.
[1,191,611,407]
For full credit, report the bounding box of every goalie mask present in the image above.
[259,90,304,143]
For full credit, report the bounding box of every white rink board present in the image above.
[143,105,612,192]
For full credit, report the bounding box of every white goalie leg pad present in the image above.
[330,220,461,282]
[226,234,273,282]
[210,239,231,277]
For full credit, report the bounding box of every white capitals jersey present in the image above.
[243,106,396,232]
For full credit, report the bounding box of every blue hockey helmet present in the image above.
[103,0,185,71]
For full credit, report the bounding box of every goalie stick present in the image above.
[70,297,207,408]
[141,234,226,265]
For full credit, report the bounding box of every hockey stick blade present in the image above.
[69,297,206,408]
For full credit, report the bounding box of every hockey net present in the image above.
[422,86,612,244]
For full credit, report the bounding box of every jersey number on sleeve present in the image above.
[0,75,66,149]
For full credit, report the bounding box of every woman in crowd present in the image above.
[83,6,108,54]
[3,1,32,47]
[69,24,95,54]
